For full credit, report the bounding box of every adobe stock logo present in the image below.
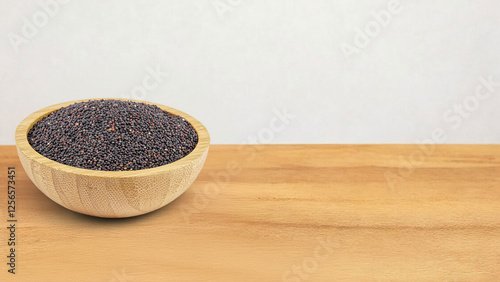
[340,0,403,58]
[109,268,134,282]
[443,76,500,129]
[180,107,296,224]
[9,0,71,53]
[385,75,500,191]
[120,65,169,100]
[212,0,242,18]
[282,237,341,282]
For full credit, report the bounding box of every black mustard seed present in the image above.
[27,99,199,171]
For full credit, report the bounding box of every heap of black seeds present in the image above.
[28,99,198,171]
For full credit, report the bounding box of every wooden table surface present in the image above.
[1,144,499,281]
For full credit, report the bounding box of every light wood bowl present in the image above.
[15,98,210,218]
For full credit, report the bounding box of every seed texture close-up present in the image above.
[27,99,198,171]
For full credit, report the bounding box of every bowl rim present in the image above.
[15,98,210,178]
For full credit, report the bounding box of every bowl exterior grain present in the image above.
[15,99,210,218]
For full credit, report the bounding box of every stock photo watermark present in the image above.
[282,236,341,282]
[212,0,242,18]
[385,75,500,190]
[109,268,134,282]
[120,65,169,100]
[180,107,296,223]
[340,0,403,58]
[9,0,71,53]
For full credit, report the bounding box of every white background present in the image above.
[1,0,500,144]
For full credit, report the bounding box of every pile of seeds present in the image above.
[28,99,198,171]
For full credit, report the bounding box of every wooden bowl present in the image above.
[15,98,210,218]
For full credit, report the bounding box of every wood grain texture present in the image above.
[14,99,210,218]
[1,145,500,281]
